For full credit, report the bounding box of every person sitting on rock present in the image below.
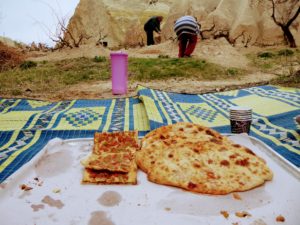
[174,15,200,58]
[144,16,163,46]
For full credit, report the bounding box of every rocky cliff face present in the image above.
[66,0,300,48]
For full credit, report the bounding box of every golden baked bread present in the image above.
[81,152,133,172]
[82,131,139,184]
[136,122,273,194]
[93,131,138,154]
[82,167,137,184]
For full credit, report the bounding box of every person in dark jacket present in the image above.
[174,15,200,58]
[144,16,163,46]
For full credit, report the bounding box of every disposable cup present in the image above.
[230,120,252,134]
[230,115,252,119]
[229,106,252,111]
[110,51,128,95]
[229,106,252,134]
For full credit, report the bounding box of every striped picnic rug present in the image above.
[0,85,299,183]
[137,85,300,168]
[0,97,149,183]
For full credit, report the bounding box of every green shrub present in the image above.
[277,49,294,56]
[94,56,106,62]
[227,68,238,76]
[257,52,274,58]
[20,61,37,70]
[262,63,273,69]
[11,89,22,95]
[158,54,170,58]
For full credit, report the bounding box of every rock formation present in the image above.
[65,0,300,48]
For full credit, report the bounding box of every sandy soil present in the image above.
[32,38,250,68]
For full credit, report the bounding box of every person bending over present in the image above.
[174,15,200,58]
[144,16,163,46]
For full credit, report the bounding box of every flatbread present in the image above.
[82,167,137,184]
[81,152,133,172]
[136,122,273,194]
[82,130,139,185]
[137,122,226,173]
[93,131,139,154]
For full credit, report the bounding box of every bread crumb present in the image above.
[33,177,43,186]
[20,184,33,191]
[220,210,229,219]
[276,215,285,222]
[235,211,251,218]
[233,193,242,200]
[52,188,61,193]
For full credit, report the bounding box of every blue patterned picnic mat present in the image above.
[137,85,300,168]
[1,85,299,183]
[0,97,150,183]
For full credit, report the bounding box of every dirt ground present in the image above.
[27,38,284,101]
[54,72,274,100]
[32,38,251,68]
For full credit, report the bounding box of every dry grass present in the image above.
[0,57,110,97]
[247,48,300,74]
[0,56,247,99]
[0,42,25,72]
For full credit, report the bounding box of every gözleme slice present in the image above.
[82,131,139,185]
[136,122,273,194]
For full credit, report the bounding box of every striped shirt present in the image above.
[174,16,200,37]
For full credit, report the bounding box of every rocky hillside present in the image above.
[65,0,300,48]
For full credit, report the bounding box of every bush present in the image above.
[227,68,238,76]
[158,54,170,58]
[20,61,37,70]
[94,56,106,62]
[0,42,25,72]
[11,89,22,96]
[257,52,274,58]
[277,49,294,56]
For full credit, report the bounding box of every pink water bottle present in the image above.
[110,51,128,95]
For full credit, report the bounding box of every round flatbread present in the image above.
[136,122,273,195]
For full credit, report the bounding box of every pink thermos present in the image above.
[110,51,128,95]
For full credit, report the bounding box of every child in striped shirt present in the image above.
[174,16,201,58]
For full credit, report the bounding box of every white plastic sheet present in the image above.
[0,135,299,225]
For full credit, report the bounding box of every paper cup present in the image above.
[229,106,252,134]
[230,120,252,134]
